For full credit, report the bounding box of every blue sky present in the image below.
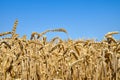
[0,0,120,40]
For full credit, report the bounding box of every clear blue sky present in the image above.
[0,0,120,40]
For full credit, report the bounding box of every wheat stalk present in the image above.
[12,19,18,37]
[0,32,12,37]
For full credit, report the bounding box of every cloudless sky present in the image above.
[0,0,120,41]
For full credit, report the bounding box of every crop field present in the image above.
[0,20,120,80]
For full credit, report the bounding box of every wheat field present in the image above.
[0,20,120,80]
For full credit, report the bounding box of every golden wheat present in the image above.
[0,20,120,80]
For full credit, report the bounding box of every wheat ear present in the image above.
[12,19,18,37]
